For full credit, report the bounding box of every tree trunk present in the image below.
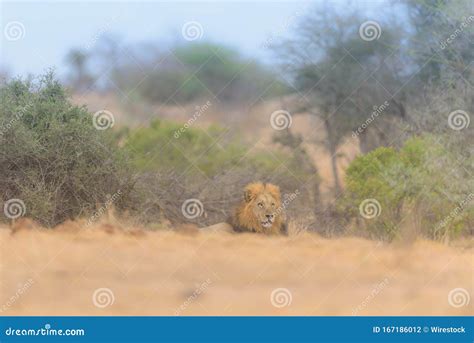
[324,118,341,197]
[358,129,370,154]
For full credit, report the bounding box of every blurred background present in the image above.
[1,0,473,241]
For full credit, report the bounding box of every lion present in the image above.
[201,182,288,235]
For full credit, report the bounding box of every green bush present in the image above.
[126,119,303,177]
[343,135,473,240]
[0,73,133,226]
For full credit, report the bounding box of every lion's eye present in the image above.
[271,203,275,207]
[258,202,264,208]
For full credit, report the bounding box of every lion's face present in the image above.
[233,182,284,234]
[250,192,278,228]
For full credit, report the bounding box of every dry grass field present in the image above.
[1,220,472,316]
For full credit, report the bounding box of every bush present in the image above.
[343,135,473,240]
[0,73,133,226]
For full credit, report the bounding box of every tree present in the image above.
[64,49,94,91]
[275,6,407,196]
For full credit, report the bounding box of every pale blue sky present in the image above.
[1,0,387,77]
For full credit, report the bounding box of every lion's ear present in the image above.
[244,183,264,202]
[265,183,281,202]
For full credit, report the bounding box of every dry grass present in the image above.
[1,219,472,316]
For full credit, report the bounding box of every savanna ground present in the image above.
[1,219,472,316]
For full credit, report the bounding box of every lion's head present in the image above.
[230,182,287,235]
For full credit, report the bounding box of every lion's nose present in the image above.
[266,214,273,219]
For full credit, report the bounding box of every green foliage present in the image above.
[343,135,473,240]
[126,118,303,178]
[0,73,133,226]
